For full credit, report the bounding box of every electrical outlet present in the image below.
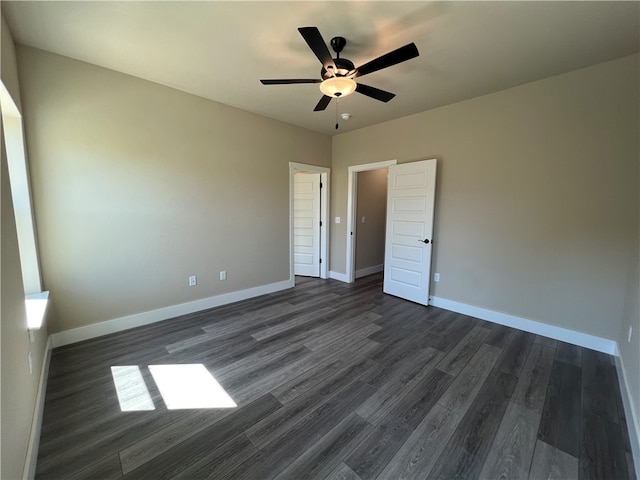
[434,273,440,282]
[220,271,227,281]
[361,216,366,224]
[188,275,197,287]
[335,217,341,224]
[28,352,33,375]
[628,326,633,343]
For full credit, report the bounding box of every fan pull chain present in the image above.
[335,98,339,130]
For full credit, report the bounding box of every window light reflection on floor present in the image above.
[149,364,237,410]
[111,366,155,411]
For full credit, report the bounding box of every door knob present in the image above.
[419,239,430,244]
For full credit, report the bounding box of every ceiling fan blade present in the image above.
[298,27,337,73]
[353,43,419,78]
[313,95,332,111]
[260,79,321,85]
[355,83,396,103]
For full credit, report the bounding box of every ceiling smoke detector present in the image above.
[340,112,352,120]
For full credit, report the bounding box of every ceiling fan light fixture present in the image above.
[319,76,356,98]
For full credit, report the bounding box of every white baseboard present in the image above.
[51,279,294,347]
[355,264,384,279]
[429,296,618,355]
[615,354,640,480]
[23,336,52,480]
[329,270,349,283]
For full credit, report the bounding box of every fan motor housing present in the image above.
[321,58,355,79]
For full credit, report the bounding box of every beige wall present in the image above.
[618,158,640,449]
[1,17,50,479]
[332,54,639,341]
[355,168,387,273]
[17,46,331,333]
[1,14,22,111]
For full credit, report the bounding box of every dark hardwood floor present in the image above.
[36,274,636,479]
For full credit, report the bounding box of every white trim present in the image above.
[346,160,397,283]
[1,84,42,295]
[429,296,618,355]
[329,270,349,283]
[355,264,384,279]
[23,336,52,480]
[50,279,293,347]
[615,353,640,480]
[289,162,330,282]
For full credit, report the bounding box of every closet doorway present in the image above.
[289,162,330,282]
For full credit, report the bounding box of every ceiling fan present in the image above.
[260,27,419,112]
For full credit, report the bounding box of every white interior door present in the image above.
[294,173,321,277]
[383,159,437,305]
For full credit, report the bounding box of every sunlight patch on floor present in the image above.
[111,364,237,411]
[111,366,155,411]
[149,364,237,410]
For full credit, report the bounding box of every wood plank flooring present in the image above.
[36,274,636,479]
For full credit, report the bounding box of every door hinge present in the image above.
[320,182,323,189]
[319,258,322,264]
[320,220,323,227]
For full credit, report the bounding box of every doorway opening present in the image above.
[346,160,397,283]
[354,169,389,279]
[289,162,330,284]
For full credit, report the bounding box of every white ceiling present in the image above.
[3,1,639,135]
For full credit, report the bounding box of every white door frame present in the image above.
[346,159,397,283]
[290,162,330,281]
